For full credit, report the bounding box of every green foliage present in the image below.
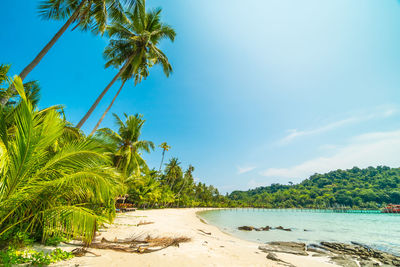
[0,77,120,245]
[44,235,68,247]
[229,166,400,208]
[38,0,137,34]
[104,0,175,84]
[0,247,73,266]
[96,113,154,179]
[0,230,34,249]
[0,64,41,107]
[126,159,231,208]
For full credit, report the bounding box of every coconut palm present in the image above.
[0,64,41,108]
[88,60,149,136]
[164,157,183,191]
[13,0,136,84]
[0,77,119,244]
[0,0,137,106]
[95,113,155,178]
[77,0,175,129]
[159,142,171,171]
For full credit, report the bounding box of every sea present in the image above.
[198,209,400,256]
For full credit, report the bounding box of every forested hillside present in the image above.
[229,166,400,209]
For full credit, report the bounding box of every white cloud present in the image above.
[248,179,265,188]
[279,107,397,145]
[237,165,256,175]
[261,129,400,181]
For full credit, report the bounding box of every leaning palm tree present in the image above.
[77,0,176,129]
[12,0,136,84]
[159,142,171,171]
[95,113,155,178]
[1,0,137,106]
[0,77,120,244]
[88,60,149,136]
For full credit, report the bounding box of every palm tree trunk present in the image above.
[159,150,165,171]
[0,2,86,107]
[89,80,127,135]
[19,1,86,82]
[76,57,132,129]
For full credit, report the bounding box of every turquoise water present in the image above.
[199,209,400,256]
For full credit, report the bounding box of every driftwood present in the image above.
[71,248,101,257]
[66,235,191,255]
[137,221,154,226]
[197,229,211,235]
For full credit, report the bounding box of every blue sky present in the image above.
[2,0,400,193]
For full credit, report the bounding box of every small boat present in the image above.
[382,204,400,213]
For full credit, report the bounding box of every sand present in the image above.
[57,208,338,267]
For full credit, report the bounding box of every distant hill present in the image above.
[228,166,400,209]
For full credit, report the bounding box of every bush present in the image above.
[0,247,74,266]
[44,235,67,246]
[0,230,34,249]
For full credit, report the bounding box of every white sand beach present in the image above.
[59,208,338,267]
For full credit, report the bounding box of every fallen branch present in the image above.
[71,248,101,257]
[137,221,154,226]
[67,235,191,255]
[197,229,211,235]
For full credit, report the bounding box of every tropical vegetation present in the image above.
[229,166,400,209]
[0,77,120,246]
[0,0,182,264]
[2,0,400,265]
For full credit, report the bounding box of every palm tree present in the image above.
[88,59,149,136]
[0,0,136,106]
[0,77,119,244]
[77,0,175,129]
[1,0,136,106]
[95,113,155,178]
[0,64,41,108]
[159,142,171,171]
[164,157,182,191]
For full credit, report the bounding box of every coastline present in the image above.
[56,208,337,267]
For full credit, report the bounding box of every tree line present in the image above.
[229,166,400,209]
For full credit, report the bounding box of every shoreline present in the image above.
[56,208,337,267]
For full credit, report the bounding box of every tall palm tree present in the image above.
[159,142,171,171]
[164,157,182,191]
[6,0,136,96]
[95,113,155,178]
[88,59,149,136]
[77,0,176,129]
[0,77,119,244]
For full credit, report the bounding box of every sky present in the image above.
[2,0,400,193]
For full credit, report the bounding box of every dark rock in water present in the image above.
[303,229,309,231]
[306,244,330,255]
[259,241,308,256]
[238,225,272,231]
[238,226,254,231]
[275,226,291,231]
